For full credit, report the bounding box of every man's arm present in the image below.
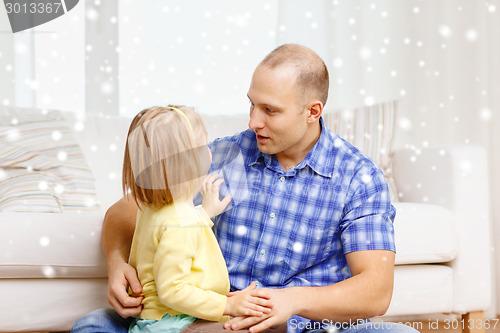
[101,196,143,318]
[224,249,395,332]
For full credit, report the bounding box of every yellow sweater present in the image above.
[128,201,230,322]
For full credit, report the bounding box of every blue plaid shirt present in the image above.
[203,118,395,332]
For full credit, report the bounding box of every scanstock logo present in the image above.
[3,0,80,33]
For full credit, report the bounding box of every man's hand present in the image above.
[107,260,144,318]
[224,287,296,332]
[201,173,232,218]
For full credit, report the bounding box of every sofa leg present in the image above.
[462,311,485,333]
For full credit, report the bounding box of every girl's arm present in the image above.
[153,221,271,321]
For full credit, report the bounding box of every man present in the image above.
[73,44,416,333]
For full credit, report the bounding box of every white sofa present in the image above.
[0,109,493,332]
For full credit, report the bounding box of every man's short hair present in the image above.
[260,43,329,107]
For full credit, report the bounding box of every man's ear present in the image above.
[306,100,323,123]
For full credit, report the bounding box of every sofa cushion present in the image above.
[385,264,454,316]
[0,172,62,212]
[0,211,107,278]
[393,202,457,265]
[0,107,99,212]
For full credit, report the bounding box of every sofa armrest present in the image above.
[392,145,492,313]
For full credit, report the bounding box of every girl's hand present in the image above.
[223,281,273,318]
[201,174,232,218]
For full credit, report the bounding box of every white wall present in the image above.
[118,0,279,116]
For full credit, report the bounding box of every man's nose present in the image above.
[248,108,264,130]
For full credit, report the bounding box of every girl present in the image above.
[122,105,272,333]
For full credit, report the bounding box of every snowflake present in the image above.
[42,266,56,278]
[39,236,50,247]
[465,29,478,42]
[439,25,453,38]
[86,8,99,21]
[57,151,68,161]
[480,108,492,120]
[460,160,472,174]
[361,174,372,184]
[74,121,84,132]
[359,47,372,59]
[85,198,97,207]
[332,58,343,68]
[236,225,248,236]
[293,242,304,253]
[38,181,49,191]
[101,82,114,94]
[55,184,65,194]
[52,130,62,141]
[398,118,412,131]
[15,42,28,55]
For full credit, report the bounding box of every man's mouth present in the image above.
[256,134,270,143]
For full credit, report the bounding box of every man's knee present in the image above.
[71,308,131,333]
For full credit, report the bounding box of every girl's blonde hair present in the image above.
[122,105,208,208]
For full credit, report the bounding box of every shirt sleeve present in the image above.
[153,221,227,321]
[339,161,396,254]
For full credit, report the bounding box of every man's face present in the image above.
[247,64,310,157]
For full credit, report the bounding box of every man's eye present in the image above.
[266,107,275,113]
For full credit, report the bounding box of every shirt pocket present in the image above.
[283,218,336,272]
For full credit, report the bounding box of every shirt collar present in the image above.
[248,117,334,178]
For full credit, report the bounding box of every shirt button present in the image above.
[280,176,285,182]
[255,281,260,287]
[270,213,275,219]
[260,249,266,255]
